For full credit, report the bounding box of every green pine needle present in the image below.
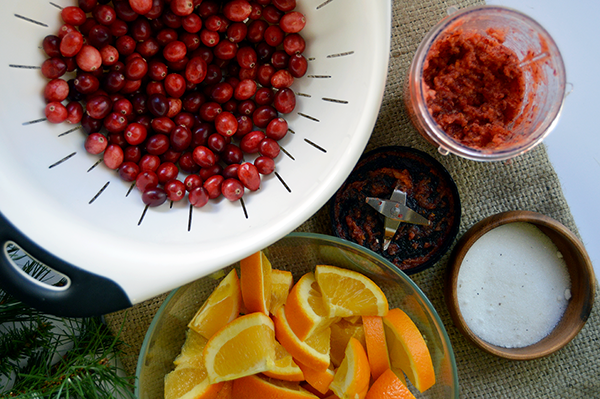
[0,246,135,398]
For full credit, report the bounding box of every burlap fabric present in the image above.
[104,0,600,397]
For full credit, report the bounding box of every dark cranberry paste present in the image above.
[423,28,525,149]
[331,147,460,274]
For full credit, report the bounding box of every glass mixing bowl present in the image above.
[135,233,459,398]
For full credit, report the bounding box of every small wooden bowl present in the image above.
[445,210,596,360]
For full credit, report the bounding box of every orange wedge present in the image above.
[215,380,233,399]
[164,367,224,399]
[365,368,416,399]
[274,306,331,372]
[174,329,209,369]
[329,318,365,368]
[297,362,335,395]
[314,265,388,318]
[382,308,435,393]
[285,272,333,341]
[329,337,371,399]
[203,312,276,383]
[262,340,305,381]
[232,374,320,399]
[240,251,272,315]
[188,269,242,340]
[270,269,294,315]
[362,316,391,381]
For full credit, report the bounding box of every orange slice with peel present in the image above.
[329,337,371,399]
[329,318,365,368]
[215,380,233,399]
[314,265,388,318]
[365,368,416,399]
[362,315,391,381]
[188,269,242,340]
[232,374,320,399]
[274,305,331,372]
[203,312,276,383]
[164,367,224,399]
[285,272,333,341]
[240,251,272,315]
[297,362,335,395]
[382,308,435,393]
[262,340,305,381]
[174,329,209,369]
[270,269,294,315]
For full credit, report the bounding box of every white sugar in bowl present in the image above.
[445,211,595,360]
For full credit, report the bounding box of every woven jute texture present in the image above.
[104,0,600,397]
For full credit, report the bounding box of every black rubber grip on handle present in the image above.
[0,210,131,317]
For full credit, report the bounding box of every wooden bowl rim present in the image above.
[445,210,596,360]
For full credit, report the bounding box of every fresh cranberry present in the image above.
[142,187,168,207]
[221,178,245,201]
[84,132,108,154]
[273,88,296,114]
[103,144,124,169]
[188,186,209,207]
[165,179,187,202]
[118,161,141,182]
[237,162,260,191]
[44,79,69,102]
[255,156,275,175]
[280,11,306,33]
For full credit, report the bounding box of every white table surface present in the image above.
[486,0,600,280]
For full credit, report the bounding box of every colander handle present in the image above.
[0,211,132,317]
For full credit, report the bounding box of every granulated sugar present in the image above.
[457,222,571,348]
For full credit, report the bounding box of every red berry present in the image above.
[171,0,194,16]
[270,69,294,89]
[125,122,148,145]
[76,45,102,72]
[203,174,224,199]
[223,0,252,22]
[193,146,217,168]
[259,137,280,158]
[142,187,168,207]
[156,162,179,184]
[255,156,275,174]
[273,87,296,114]
[273,0,296,12]
[288,53,308,78]
[280,11,306,33]
[240,130,265,153]
[44,79,69,102]
[60,31,84,57]
[43,35,62,58]
[189,186,209,207]
[184,174,203,191]
[165,179,187,201]
[118,161,141,182]
[221,178,245,201]
[66,101,84,124]
[215,112,238,137]
[41,57,67,79]
[84,132,108,154]
[266,117,288,140]
[103,144,124,169]
[129,0,153,15]
[237,162,260,191]
[136,170,159,191]
[185,56,208,84]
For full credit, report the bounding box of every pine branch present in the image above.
[1,247,135,399]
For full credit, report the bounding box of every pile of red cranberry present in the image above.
[41,0,307,207]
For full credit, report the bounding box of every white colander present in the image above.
[0,0,390,316]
